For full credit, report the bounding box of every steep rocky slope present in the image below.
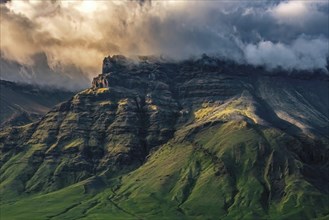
[0,56,328,220]
[0,80,74,127]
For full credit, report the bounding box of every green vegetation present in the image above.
[194,95,258,123]
[1,121,328,220]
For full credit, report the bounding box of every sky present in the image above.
[0,0,328,90]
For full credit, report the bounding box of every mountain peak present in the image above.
[102,55,129,74]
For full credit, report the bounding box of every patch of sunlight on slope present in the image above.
[97,88,109,93]
[194,94,259,124]
[63,138,84,150]
[98,101,112,106]
[118,98,129,106]
[78,88,110,95]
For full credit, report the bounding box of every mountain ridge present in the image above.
[0,56,328,219]
[0,79,75,127]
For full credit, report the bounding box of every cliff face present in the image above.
[1,55,329,219]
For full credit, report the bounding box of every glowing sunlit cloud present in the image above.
[274,1,307,17]
[1,0,328,89]
[270,0,317,25]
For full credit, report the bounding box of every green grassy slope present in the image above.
[1,121,328,220]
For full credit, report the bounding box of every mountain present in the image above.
[0,80,75,127]
[0,54,90,90]
[0,55,328,220]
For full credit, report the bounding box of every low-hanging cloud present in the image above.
[244,36,329,70]
[0,0,328,89]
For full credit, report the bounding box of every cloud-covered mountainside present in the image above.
[0,55,328,219]
[0,80,74,127]
[0,54,90,90]
[0,0,328,89]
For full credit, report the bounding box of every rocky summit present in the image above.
[1,55,329,220]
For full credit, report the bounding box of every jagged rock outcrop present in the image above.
[102,55,129,74]
[92,74,109,88]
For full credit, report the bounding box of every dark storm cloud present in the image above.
[0,0,328,89]
[0,0,10,4]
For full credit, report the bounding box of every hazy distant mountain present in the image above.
[0,56,328,219]
[0,53,90,91]
[0,80,74,127]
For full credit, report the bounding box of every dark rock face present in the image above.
[1,55,328,197]
[102,55,129,74]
